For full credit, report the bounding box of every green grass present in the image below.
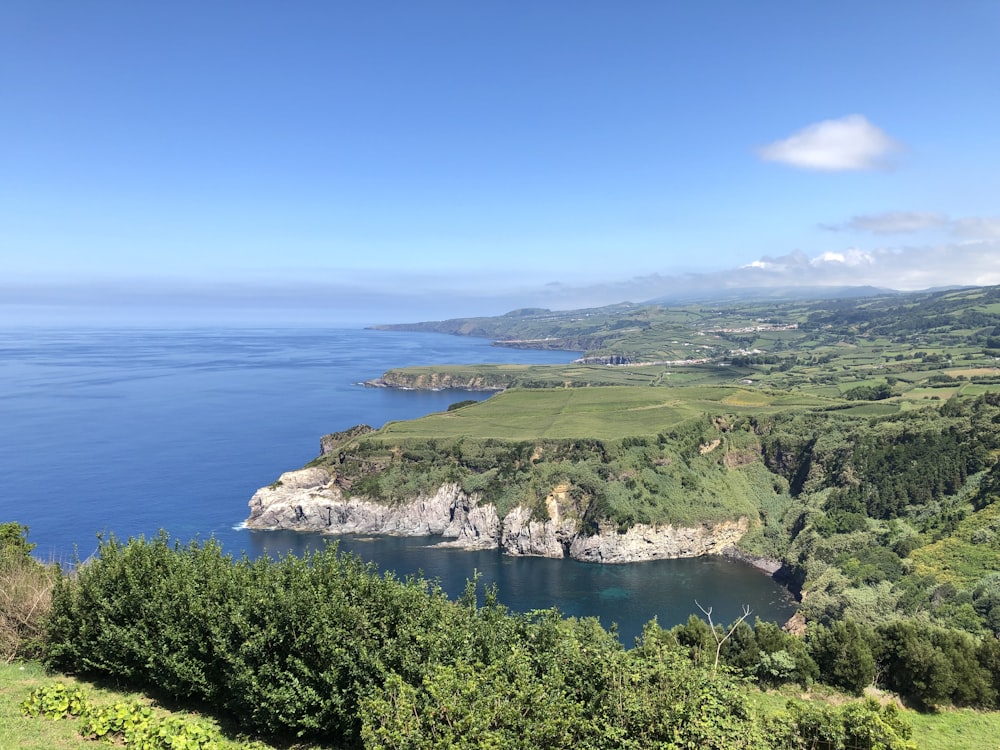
[377,385,832,441]
[906,708,1000,750]
[373,286,1000,409]
[378,362,757,389]
[0,662,324,750]
[0,662,86,750]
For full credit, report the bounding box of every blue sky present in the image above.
[3,1,999,325]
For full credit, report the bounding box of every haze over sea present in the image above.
[0,327,794,643]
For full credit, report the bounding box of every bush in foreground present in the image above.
[44,533,915,749]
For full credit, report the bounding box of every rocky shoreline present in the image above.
[362,372,506,391]
[363,377,503,391]
[246,467,777,568]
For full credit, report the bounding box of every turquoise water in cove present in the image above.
[0,327,795,644]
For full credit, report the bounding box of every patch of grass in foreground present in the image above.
[0,662,326,750]
[0,662,85,750]
[906,708,1000,750]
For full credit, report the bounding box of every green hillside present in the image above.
[318,286,1000,662]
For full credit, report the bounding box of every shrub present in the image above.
[44,533,782,748]
[45,534,471,745]
[0,523,55,662]
[768,698,915,750]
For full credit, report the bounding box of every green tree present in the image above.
[808,620,876,694]
[0,522,36,561]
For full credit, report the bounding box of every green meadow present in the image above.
[378,385,834,441]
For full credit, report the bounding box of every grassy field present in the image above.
[377,385,835,441]
[906,708,1000,750]
[377,361,759,389]
[372,286,1000,410]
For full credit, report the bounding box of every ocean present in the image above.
[0,326,795,643]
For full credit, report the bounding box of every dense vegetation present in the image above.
[42,534,917,749]
[300,396,1000,717]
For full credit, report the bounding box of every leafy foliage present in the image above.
[32,285,1000,739]
[40,533,924,748]
[21,681,228,749]
[20,682,90,720]
[767,698,916,750]
[0,522,36,561]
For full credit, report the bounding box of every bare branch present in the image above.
[696,601,752,677]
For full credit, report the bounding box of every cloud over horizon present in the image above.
[734,241,1000,290]
[757,115,900,171]
[539,238,1000,308]
[822,211,1000,239]
[6,236,1000,326]
[822,211,948,234]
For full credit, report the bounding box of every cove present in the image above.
[241,528,798,646]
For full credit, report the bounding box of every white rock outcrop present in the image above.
[247,469,473,537]
[568,518,749,563]
[246,471,752,564]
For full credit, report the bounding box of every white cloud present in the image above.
[757,115,900,171]
[825,211,947,234]
[952,217,1000,239]
[823,211,1000,240]
[735,241,1000,290]
[810,249,874,266]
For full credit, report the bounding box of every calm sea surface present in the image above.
[0,327,795,643]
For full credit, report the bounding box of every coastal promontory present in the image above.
[246,465,752,563]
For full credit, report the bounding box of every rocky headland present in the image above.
[363,371,507,391]
[246,466,760,565]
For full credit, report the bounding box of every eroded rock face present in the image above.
[569,518,750,563]
[247,474,752,564]
[499,506,576,558]
[441,498,502,549]
[247,471,471,537]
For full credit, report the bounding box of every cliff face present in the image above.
[246,468,752,564]
[365,371,508,391]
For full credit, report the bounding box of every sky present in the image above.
[2,1,999,326]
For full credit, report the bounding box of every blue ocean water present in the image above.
[0,327,795,643]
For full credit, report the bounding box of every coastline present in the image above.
[247,468,777,570]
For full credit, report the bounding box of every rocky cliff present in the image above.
[364,371,509,391]
[246,468,752,563]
